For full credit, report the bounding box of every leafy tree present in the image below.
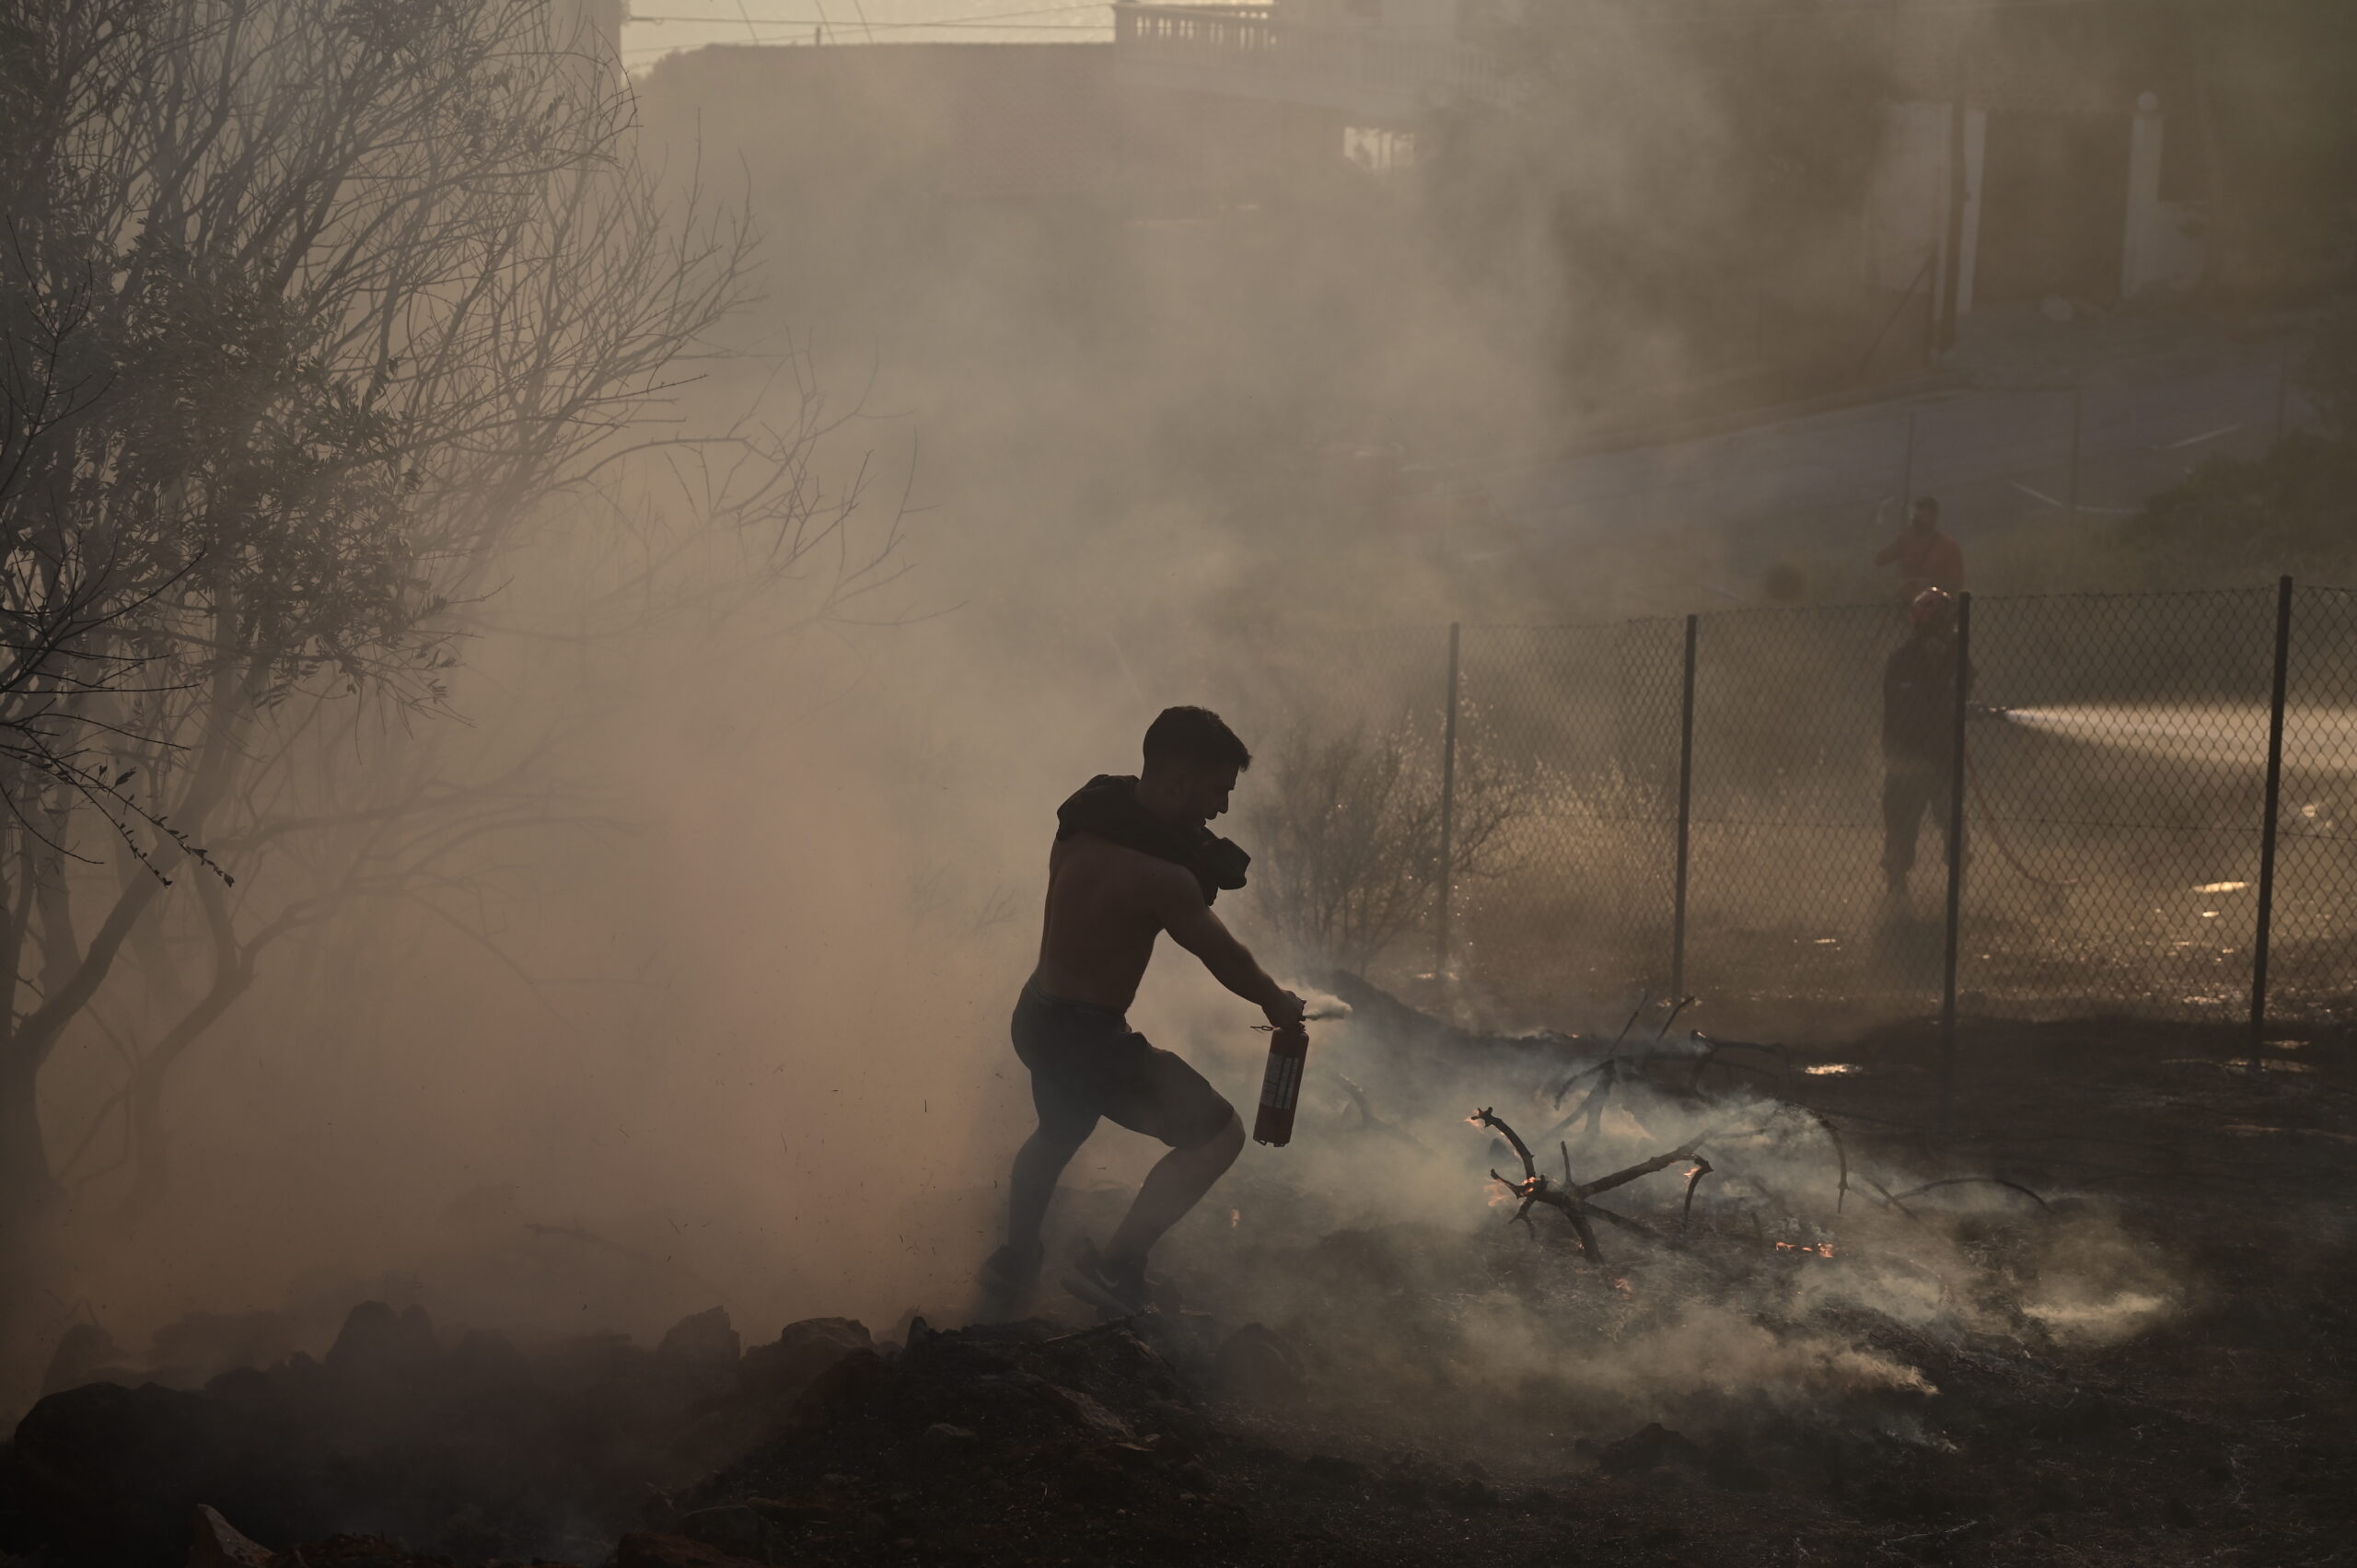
[0,0,896,1367]
[2114,307,2357,582]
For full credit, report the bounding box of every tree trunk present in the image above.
[0,1050,58,1231]
[119,1059,172,1226]
[0,1044,64,1401]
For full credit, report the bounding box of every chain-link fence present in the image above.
[1250,580,2356,1033]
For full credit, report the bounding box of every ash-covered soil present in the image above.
[3,1008,2351,1568]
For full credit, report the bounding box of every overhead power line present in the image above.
[628,1,1107,21]
[619,22,1106,52]
[620,23,1105,51]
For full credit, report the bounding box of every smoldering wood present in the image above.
[1891,1176,2052,1211]
[1680,1156,1714,1232]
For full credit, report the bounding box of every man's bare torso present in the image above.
[1032,831,1192,1013]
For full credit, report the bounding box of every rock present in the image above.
[322,1301,437,1379]
[1211,1323,1306,1407]
[738,1318,873,1400]
[657,1307,742,1369]
[14,1380,231,1562]
[1596,1422,1705,1477]
[151,1312,298,1386]
[189,1505,276,1568]
[614,1532,767,1568]
[41,1321,134,1396]
[656,1307,741,1400]
[1038,1383,1133,1442]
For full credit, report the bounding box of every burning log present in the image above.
[1573,1135,1710,1201]
[1471,1108,1717,1264]
[1471,1106,1600,1261]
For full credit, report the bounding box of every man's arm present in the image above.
[1155,871,1303,1027]
[1873,535,1902,566]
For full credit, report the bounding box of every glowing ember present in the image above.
[1775,1241,1836,1259]
[1229,1208,1241,1228]
[1803,1063,1858,1075]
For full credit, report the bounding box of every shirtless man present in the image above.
[981,706,1305,1318]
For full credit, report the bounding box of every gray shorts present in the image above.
[1011,981,1235,1151]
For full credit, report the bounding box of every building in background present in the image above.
[1874,1,2212,353]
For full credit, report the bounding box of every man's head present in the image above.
[1910,496,1940,535]
[1140,706,1251,825]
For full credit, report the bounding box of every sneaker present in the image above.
[1065,1238,1154,1319]
[976,1244,1042,1322]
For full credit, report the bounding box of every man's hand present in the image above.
[1263,990,1306,1030]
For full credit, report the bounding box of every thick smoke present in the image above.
[6,0,2181,1456]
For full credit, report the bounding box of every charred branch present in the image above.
[1681,1157,1713,1232]
[1892,1176,2051,1212]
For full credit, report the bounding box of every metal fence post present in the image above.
[1899,409,1918,513]
[2251,575,2294,1044]
[2066,389,2082,517]
[1940,591,1972,1128]
[1435,621,1462,979]
[1670,614,1699,999]
[2274,345,2293,443]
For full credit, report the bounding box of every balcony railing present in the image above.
[1113,1,1509,119]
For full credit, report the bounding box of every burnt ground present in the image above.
[4,1012,2354,1568]
[677,1012,2357,1568]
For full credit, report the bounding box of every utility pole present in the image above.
[2066,389,2083,517]
[2251,577,2293,1045]
[1669,615,1698,1001]
[1940,592,1972,1132]
[1435,623,1462,981]
[1935,17,1974,354]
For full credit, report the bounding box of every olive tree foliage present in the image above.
[0,0,897,1264]
[1245,713,1529,974]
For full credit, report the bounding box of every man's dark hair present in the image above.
[1143,706,1251,772]
[1912,496,1940,524]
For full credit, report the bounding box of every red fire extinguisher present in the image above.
[1252,1024,1309,1146]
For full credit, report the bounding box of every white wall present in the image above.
[2122,92,2208,297]
[1873,100,1984,318]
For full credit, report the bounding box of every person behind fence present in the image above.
[1882,587,1972,898]
[980,705,1305,1320]
[1875,496,1965,599]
